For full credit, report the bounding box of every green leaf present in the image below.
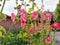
[17,33,23,38]
[23,32,29,37]
[0,26,6,34]
[27,14,32,20]
[28,8,33,13]
[0,31,2,37]
[0,12,6,19]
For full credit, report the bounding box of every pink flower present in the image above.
[19,9,25,15]
[41,25,45,30]
[11,13,16,22]
[20,13,27,29]
[54,22,59,28]
[29,28,34,35]
[35,26,40,31]
[20,13,27,22]
[21,21,26,29]
[42,11,46,16]
[47,13,52,21]
[57,24,60,30]
[40,16,46,22]
[32,11,38,20]
[54,22,60,30]
[45,37,51,44]
[50,24,54,30]
[40,12,52,22]
[40,11,46,22]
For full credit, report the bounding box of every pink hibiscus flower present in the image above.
[47,13,52,21]
[45,37,51,44]
[21,20,26,29]
[19,9,25,15]
[41,25,45,30]
[40,11,46,22]
[42,11,46,16]
[50,24,54,30]
[54,22,59,28]
[40,15,46,22]
[29,28,34,35]
[11,13,16,22]
[20,13,27,22]
[53,22,60,30]
[57,24,60,30]
[35,26,40,31]
[32,11,38,20]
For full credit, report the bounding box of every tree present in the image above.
[54,0,60,22]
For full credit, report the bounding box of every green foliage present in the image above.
[0,26,6,32]
[0,0,55,45]
[0,26,6,45]
[0,12,6,22]
[27,14,32,21]
[0,28,30,45]
[0,23,54,45]
[33,2,37,7]
[54,0,60,22]
[28,8,34,13]
[0,12,6,19]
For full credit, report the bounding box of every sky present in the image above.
[0,0,59,16]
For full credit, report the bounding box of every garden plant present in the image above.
[0,0,60,45]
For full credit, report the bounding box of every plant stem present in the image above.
[1,0,6,13]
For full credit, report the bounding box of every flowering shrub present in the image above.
[10,9,58,45]
[0,0,60,45]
